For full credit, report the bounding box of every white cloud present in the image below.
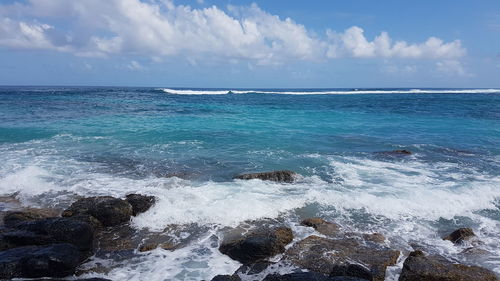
[382,63,418,75]
[326,26,465,59]
[0,0,466,65]
[436,60,471,77]
[126,60,145,70]
[0,17,62,50]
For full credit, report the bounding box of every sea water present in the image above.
[0,87,499,280]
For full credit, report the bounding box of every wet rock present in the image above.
[71,213,103,230]
[362,233,386,244]
[460,247,492,256]
[211,275,242,281]
[0,229,52,250]
[96,224,135,252]
[62,196,133,227]
[138,241,176,252]
[30,279,112,281]
[126,194,156,216]
[443,227,475,244]
[301,217,340,236]
[219,227,293,264]
[236,261,275,275]
[378,150,412,155]
[234,170,297,183]
[15,217,94,254]
[399,250,498,281]
[331,263,373,280]
[284,235,399,281]
[263,272,368,281]
[0,243,82,279]
[3,208,59,227]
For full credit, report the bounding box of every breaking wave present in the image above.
[161,88,500,95]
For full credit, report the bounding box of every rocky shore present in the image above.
[0,169,498,281]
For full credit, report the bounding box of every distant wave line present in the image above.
[161,88,500,95]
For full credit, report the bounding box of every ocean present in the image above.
[0,87,499,280]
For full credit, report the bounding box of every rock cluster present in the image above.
[213,219,498,281]
[234,170,297,183]
[399,250,498,281]
[219,227,293,264]
[0,193,155,279]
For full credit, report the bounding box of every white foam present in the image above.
[85,231,241,281]
[1,144,500,277]
[0,166,59,199]
[162,88,500,95]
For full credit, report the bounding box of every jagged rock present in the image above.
[138,241,176,252]
[62,196,133,227]
[30,279,112,281]
[219,227,293,264]
[443,227,475,244]
[301,217,340,236]
[126,194,156,216]
[3,208,58,227]
[284,235,399,281]
[0,229,52,251]
[234,170,297,183]
[399,250,498,281]
[362,233,386,244]
[263,272,368,281]
[95,224,136,252]
[378,150,412,155]
[235,261,275,275]
[461,247,491,256]
[14,217,94,254]
[0,243,82,279]
[211,275,242,281]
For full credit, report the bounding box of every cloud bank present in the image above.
[0,0,466,65]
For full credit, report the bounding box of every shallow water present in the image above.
[0,87,499,280]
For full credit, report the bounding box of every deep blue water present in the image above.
[0,87,499,280]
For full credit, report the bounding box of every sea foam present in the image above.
[162,88,500,95]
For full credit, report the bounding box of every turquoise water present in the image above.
[1,87,499,280]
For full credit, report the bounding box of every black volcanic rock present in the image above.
[443,227,475,244]
[14,217,94,254]
[399,250,498,281]
[234,170,297,182]
[0,243,82,279]
[284,235,399,281]
[219,227,293,264]
[62,196,133,227]
[126,194,156,216]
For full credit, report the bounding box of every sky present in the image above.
[0,0,499,88]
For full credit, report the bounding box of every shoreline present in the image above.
[0,170,498,281]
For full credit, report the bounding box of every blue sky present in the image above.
[0,0,499,88]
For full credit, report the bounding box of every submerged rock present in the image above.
[234,170,297,183]
[264,272,368,281]
[284,235,399,281]
[138,241,177,252]
[377,150,412,155]
[0,243,82,279]
[30,279,112,281]
[126,194,156,216]
[301,217,340,236]
[219,227,293,264]
[62,196,133,227]
[362,233,386,244]
[235,261,275,275]
[211,275,242,281]
[399,250,498,281]
[443,227,475,244]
